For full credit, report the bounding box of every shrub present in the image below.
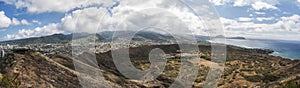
[243,75,261,82]
[200,56,211,61]
[284,81,299,88]
[0,74,20,88]
[194,78,203,83]
[262,74,280,82]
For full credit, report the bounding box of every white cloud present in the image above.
[32,20,42,25]
[1,0,123,40]
[220,14,300,40]
[233,0,253,6]
[280,14,300,32]
[5,23,63,40]
[0,13,32,27]
[60,0,212,35]
[2,0,298,42]
[20,19,30,25]
[11,18,20,25]
[251,1,278,10]
[238,17,252,22]
[210,0,280,7]
[0,0,116,13]
[249,14,254,17]
[209,0,280,11]
[256,17,274,21]
[5,0,216,40]
[0,11,11,28]
[12,18,31,26]
[281,14,300,21]
[255,11,266,15]
[209,0,231,5]
[60,7,109,33]
[6,0,298,41]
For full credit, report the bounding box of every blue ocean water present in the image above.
[210,39,300,60]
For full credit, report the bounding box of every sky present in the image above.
[0,0,300,41]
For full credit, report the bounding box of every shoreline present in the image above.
[235,45,299,60]
[228,44,298,60]
[209,39,300,60]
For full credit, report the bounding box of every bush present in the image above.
[200,56,211,61]
[224,68,234,76]
[262,74,280,82]
[243,75,261,82]
[284,81,299,88]
[0,74,20,88]
[194,78,203,83]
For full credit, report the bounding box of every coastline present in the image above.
[209,39,300,60]
[227,44,297,60]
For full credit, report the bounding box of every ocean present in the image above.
[209,39,300,60]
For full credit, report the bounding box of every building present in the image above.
[0,48,4,59]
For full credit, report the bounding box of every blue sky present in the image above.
[0,0,300,41]
[0,1,65,40]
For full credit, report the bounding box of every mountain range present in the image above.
[0,31,214,45]
[1,31,247,45]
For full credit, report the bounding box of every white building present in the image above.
[0,48,4,58]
